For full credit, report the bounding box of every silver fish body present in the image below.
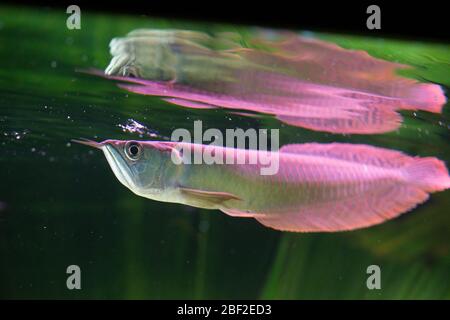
[74,139,450,232]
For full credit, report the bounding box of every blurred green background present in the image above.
[0,5,449,299]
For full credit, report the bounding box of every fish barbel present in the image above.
[73,139,450,232]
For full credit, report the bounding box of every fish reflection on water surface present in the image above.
[101,29,446,134]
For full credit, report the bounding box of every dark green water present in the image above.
[0,5,449,299]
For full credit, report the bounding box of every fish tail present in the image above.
[252,148,450,233]
[405,83,446,114]
[403,157,450,192]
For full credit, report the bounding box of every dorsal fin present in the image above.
[280,143,414,169]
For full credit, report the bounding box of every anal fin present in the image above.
[254,184,429,232]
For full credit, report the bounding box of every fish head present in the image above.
[106,36,176,81]
[73,139,179,195]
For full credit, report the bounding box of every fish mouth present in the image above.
[72,138,137,191]
[102,144,138,192]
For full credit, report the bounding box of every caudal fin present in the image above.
[404,157,450,192]
[402,83,446,114]
[251,145,450,233]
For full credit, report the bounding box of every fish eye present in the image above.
[124,141,142,161]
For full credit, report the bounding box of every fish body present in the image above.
[74,139,450,232]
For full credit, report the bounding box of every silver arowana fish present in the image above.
[73,139,450,232]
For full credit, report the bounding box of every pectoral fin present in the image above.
[179,187,241,206]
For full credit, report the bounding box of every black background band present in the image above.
[1,0,448,42]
